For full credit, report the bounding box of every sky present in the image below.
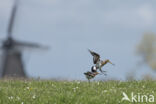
[0,0,156,80]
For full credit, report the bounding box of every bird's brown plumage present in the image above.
[101,59,115,67]
[84,71,99,80]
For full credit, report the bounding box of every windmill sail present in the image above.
[7,0,18,37]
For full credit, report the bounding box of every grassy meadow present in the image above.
[0,79,156,104]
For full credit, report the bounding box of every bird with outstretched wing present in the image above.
[88,49,115,73]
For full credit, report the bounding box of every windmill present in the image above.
[0,0,48,78]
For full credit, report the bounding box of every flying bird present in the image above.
[88,49,115,73]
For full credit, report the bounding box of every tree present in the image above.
[137,33,156,70]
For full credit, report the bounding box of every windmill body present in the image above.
[2,49,26,77]
[1,37,26,77]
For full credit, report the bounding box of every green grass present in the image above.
[0,79,155,104]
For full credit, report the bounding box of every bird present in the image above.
[88,49,115,73]
[84,71,99,82]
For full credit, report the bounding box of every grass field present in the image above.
[0,79,155,104]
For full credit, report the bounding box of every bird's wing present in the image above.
[88,49,100,64]
[84,71,97,77]
[84,71,91,75]
[84,72,94,80]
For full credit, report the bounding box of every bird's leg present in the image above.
[99,68,107,75]
[99,68,103,73]
[99,68,105,73]
[102,71,107,76]
[103,72,107,76]
[88,79,90,83]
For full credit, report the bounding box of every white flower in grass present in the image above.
[21,102,24,104]
[16,96,20,100]
[32,95,36,99]
[77,81,80,84]
[26,87,30,90]
[73,88,76,92]
[97,82,100,85]
[8,96,13,100]
[52,84,56,87]
[73,86,79,92]
[103,90,107,93]
[25,86,32,90]
[101,90,107,94]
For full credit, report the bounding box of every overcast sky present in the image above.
[0,0,156,80]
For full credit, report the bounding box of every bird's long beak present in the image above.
[109,61,115,66]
